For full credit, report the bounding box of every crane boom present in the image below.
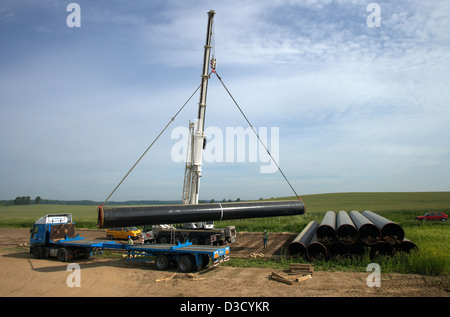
[186,10,215,205]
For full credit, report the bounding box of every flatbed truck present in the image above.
[29,214,230,273]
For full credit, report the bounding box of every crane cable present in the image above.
[101,75,210,206]
[101,68,301,205]
[213,70,301,201]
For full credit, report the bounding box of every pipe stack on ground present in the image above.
[289,210,417,261]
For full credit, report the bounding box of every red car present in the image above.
[416,212,448,222]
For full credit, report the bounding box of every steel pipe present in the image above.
[327,241,348,259]
[336,211,358,244]
[349,210,381,245]
[316,211,336,245]
[307,234,328,261]
[97,200,305,229]
[369,241,394,260]
[395,238,418,253]
[288,220,319,257]
[362,210,405,244]
[347,241,365,257]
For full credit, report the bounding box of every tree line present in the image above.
[14,196,42,205]
[1,197,257,206]
[0,196,42,206]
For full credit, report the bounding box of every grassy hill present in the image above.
[1,191,449,229]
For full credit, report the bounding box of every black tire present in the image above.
[57,248,67,262]
[157,235,170,244]
[201,254,210,268]
[177,255,194,273]
[175,235,186,244]
[31,246,43,259]
[190,235,201,245]
[155,254,171,270]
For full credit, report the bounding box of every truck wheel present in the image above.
[177,255,194,273]
[155,254,171,270]
[31,246,43,259]
[190,236,201,245]
[175,235,186,244]
[201,255,210,268]
[57,248,67,262]
[157,235,169,244]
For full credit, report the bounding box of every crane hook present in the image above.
[210,57,217,73]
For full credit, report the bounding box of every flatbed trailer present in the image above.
[29,214,230,273]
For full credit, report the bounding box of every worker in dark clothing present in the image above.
[263,230,269,248]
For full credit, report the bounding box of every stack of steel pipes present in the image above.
[288,210,417,261]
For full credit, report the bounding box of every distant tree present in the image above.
[14,196,24,205]
[236,198,241,202]
[35,196,42,204]
[210,199,215,203]
[14,196,31,205]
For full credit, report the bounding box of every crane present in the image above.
[98,10,304,245]
[183,10,216,206]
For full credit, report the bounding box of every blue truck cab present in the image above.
[30,214,74,246]
[29,213,94,261]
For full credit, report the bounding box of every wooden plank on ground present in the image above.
[271,271,293,285]
[296,274,312,283]
[155,273,177,283]
[289,263,314,275]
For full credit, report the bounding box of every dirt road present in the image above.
[0,228,448,298]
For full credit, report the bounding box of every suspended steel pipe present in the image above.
[336,211,358,244]
[288,220,319,257]
[349,210,381,245]
[316,211,336,244]
[97,200,305,229]
[362,210,405,244]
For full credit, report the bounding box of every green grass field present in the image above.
[1,192,449,276]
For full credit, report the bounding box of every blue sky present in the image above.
[1,0,449,202]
